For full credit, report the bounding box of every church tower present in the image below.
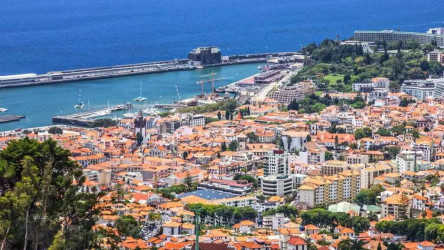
[134,109,147,139]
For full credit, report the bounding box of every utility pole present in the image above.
[195,209,200,250]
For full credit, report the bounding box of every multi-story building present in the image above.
[261,175,294,197]
[413,138,436,162]
[345,153,369,164]
[262,213,287,230]
[269,80,315,104]
[188,47,222,66]
[353,30,444,48]
[381,193,411,219]
[321,160,349,176]
[400,80,435,100]
[427,49,444,64]
[263,150,290,177]
[396,150,422,173]
[298,171,361,208]
[360,163,393,189]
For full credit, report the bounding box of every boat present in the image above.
[75,89,85,109]
[123,112,137,118]
[142,107,160,116]
[74,102,85,109]
[0,108,7,113]
[134,83,147,102]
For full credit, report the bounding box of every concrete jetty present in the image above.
[52,103,132,126]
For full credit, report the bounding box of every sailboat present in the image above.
[0,91,7,113]
[74,89,85,109]
[134,83,147,102]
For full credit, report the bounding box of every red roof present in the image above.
[288,236,307,246]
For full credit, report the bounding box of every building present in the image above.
[262,213,287,230]
[254,70,283,85]
[352,77,389,92]
[188,47,222,66]
[413,138,435,162]
[396,150,422,173]
[321,160,349,176]
[198,179,253,196]
[360,164,393,189]
[401,80,435,100]
[427,49,444,64]
[134,109,147,140]
[269,81,315,104]
[298,171,361,208]
[432,78,444,97]
[182,114,206,127]
[353,30,444,48]
[263,150,290,177]
[261,175,294,197]
[428,27,444,35]
[381,193,411,219]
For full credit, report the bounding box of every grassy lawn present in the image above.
[324,74,344,85]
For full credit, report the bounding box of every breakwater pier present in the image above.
[0,49,301,88]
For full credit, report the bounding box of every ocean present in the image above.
[0,0,442,131]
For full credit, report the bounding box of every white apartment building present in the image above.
[401,80,435,101]
[264,150,290,177]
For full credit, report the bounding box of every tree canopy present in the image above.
[0,138,101,249]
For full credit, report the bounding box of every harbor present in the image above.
[0,62,265,131]
[0,48,301,88]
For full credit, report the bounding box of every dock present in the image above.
[0,115,25,124]
[154,103,188,110]
[52,103,132,126]
[0,51,302,88]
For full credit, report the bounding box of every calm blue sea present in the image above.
[0,0,442,131]
[1,0,442,74]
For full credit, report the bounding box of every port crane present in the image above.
[196,72,231,96]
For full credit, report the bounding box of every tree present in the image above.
[306,135,311,142]
[184,172,193,190]
[376,128,391,136]
[354,127,372,140]
[48,127,63,135]
[182,151,189,159]
[115,215,140,238]
[217,111,222,120]
[221,142,227,151]
[325,151,333,161]
[229,140,238,151]
[0,138,101,249]
[246,132,258,143]
[136,132,143,146]
[399,98,416,107]
[225,111,230,120]
[354,185,383,206]
[233,174,257,188]
[386,146,400,159]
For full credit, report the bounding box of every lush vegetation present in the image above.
[156,184,196,200]
[292,39,444,92]
[48,126,63,134]
[262,205,298,218]
[233,174,258,188]
[376,218,443,242]
[177,99,237,115]
[354,184,384,206]
[186,203,258,226]
[90,118,118,128]
[301,208,370,233]
[0,138,100,249]
[287,93,367,114]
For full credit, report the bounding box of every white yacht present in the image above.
[0,108,7,113]
[74,102,85,109]
[134,83,147,102]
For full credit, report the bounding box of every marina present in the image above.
[52,103,132,127]
[0,62,264,131]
